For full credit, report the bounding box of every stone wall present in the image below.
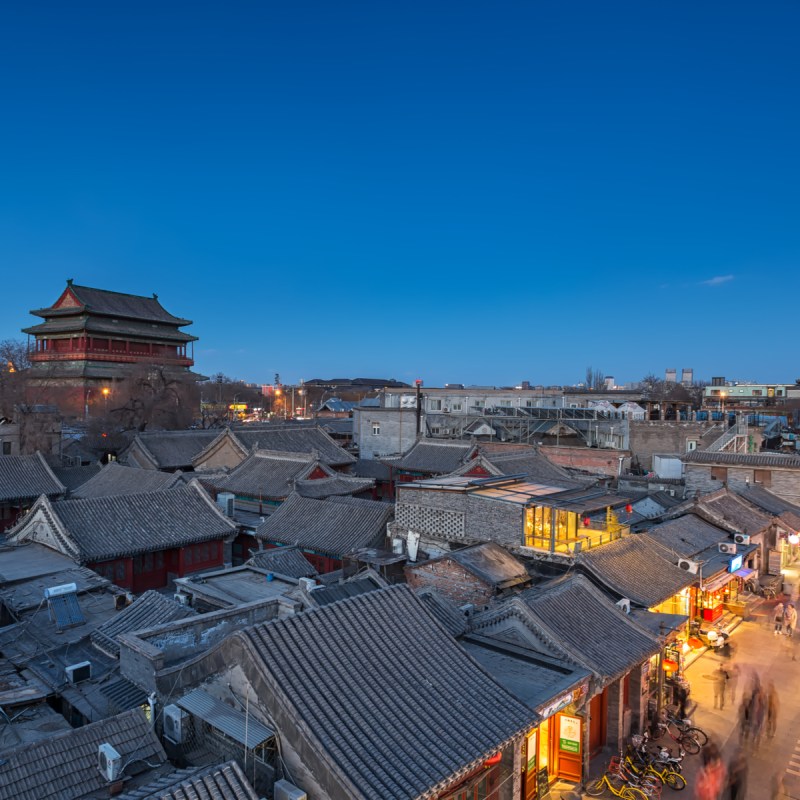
[354,408,419,459]
[405,558,493,607]
[541,445,630,478]
[685,463,800,504]
[628,421,711,471]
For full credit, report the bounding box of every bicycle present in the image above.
[650,710,707,754]
[585,770,649,800]
[625,750,687,791]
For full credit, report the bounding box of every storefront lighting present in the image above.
[681,642,691,654]
[662,659,678,671]
[484,753,502,767]
[790,534,800,545]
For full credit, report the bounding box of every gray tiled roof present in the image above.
[694,490,773,535]
[683,450,800,468]
[216,450,321,498]
[0,452,65,501]
[446,542,530,590]
[732,485,800,516]
[91,590,197,656]
[306,575,384,607]
[386,440,477,473]
[577,536,696,607]
[232,425,356,465]
[115,761,260,800]
[415,588,469,636]
[353,458,392,480]
[247,545,318,578]
[124,430,220,469]
[33,283,191,325]
[638,514,728,559]
[74,462,183,499]
[51,464,101,492]
[519,574,660,679]
[480,445,589,488]
[242,585,537,800]
[0,708,165,800]
[255,493,392,557]
[295,474,374,498]
[26,483,236,561]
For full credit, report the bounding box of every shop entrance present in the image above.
[523,713,584,798]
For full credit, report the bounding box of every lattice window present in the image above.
[396,503,465,539]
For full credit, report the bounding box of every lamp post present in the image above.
[720,391,726,417]
[102,387,110,415]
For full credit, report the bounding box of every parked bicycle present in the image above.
[650,709,707,754]
[627,736,687,790]
[585,768,650,800]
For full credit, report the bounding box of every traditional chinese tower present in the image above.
[23,280,203,418]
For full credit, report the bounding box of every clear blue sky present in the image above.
[2,2,798,388]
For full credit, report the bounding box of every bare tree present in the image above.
[584,366,606,390]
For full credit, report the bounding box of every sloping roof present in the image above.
[295,474,374,498]
[50,464,102,492]
[30,283,191,325]
[115,761,260,800]
[518,574,660,680]
[0,708,165,800]
[91,591,197,656]
[74,462,183,499]
[386,440,477,473]
[414,588,469,637]
[353,458,392,481]
[247,545,318,578]
[694,490,773,535]
[305,575,385,607]
[255,494,392,557]
[14,483,236,562]
[577,535,696,607]
[445,542,530,590]
[480,447,589,488]
[683,450,800,468]
[124,430,220,469]
[638,514,728,559]
[215,450,322,498]
[0,452,65,501]
[241,585,537,800]
[231,425,356,465]
[733,485,800,516]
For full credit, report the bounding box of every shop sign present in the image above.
[526,731,537,774]
[559,714,581,754]
[728,554,743,573]
[538,766,551,800]
[539,690,574,719]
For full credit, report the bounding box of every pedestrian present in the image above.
[774,601,785,635]
[728,747,748,800]
[694,742,726,800]
[713,663,728,710]
[727,663,740,706]
[676,682,691,719]
[751,679,766,747]
[738,692,751,744]
[785,602,797,637]
[766,680,780,738]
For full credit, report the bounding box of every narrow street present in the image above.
[681,599,800,800]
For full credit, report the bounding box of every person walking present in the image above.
[713,663,728,710]
[694,742,726,800]
[785,602,797,637]
[727,663,740,706]
[728,747,748,800]
[766,680,780,738]
[774,601,785,635]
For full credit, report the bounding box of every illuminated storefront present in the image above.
[524,505,628,554]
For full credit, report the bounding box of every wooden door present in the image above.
[589,689,607,755]
[555,713,582,781]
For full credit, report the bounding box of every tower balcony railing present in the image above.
[29,350,193,367]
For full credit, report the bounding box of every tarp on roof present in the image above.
[177,688,273,748]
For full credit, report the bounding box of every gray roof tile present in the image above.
[444,542,530,590]
[216,450,323,498]
[255,493,393,557]
[231,425,356,465]
[124,430,220,469]
[51,464,102,492]
[638,514,728,559]
[242,585,537,800]
[75,462,183,499]
[295,474,374,498]
[733,485,800,516]
[0,453,65,501]
[0,708,165,800]
[247,545,318,578]
[115,761,260,800]
[683,450,800,468]
[386,440,477,473]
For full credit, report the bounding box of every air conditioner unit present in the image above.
[174,593,191,606]
[616,598,631,614]
[734,534,751,545]
[98,743,122,782]
[678,559,699,574]
[719,542,737,555]
[65,661,92,684]
[163,704,188,744]
[274,779,309,800]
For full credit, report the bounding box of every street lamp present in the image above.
[102,387,110,415]
[720,391,726,416]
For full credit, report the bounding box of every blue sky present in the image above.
[1,2,798,388]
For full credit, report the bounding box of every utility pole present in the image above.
[415,379,423,438]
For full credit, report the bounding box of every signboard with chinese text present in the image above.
[559,714,581,754]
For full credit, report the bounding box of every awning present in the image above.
[177,688,274,748]
[733,567,754,580]
[702,571,736,593]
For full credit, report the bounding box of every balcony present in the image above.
[29,350,193,368]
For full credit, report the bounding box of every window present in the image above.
[752,389,763,397]
[1,442,10,456]
[499,399,512,408]
[429,399,442,411]
[687,440,698,452]
[754,469,771,486]
[473,400,485,408]
[452,402,463,412]
[710,466,728,482]
[371,422,380,436]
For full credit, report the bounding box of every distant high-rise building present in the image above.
[604,376,615,390]
[681,368,694,386]
[665,368,677,384]
[711,376,726,387]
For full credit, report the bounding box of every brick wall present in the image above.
[541,445,630,478]
[685,463,800,504]
[628,421,711,471]
[405,558,494,607]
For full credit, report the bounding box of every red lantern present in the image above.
[583,517,591,527]
[625,503,633,514]
[484,753,502,767]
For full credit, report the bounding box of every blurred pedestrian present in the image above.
[695,742,726,800]
[728,663,740,705]
[738,692,751,744]
[751,678,766,747]
[785,602,797,637]
[713,663,728,710]
[766,680,780,738]
[728,747,748,800]
[774,601,785,635]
